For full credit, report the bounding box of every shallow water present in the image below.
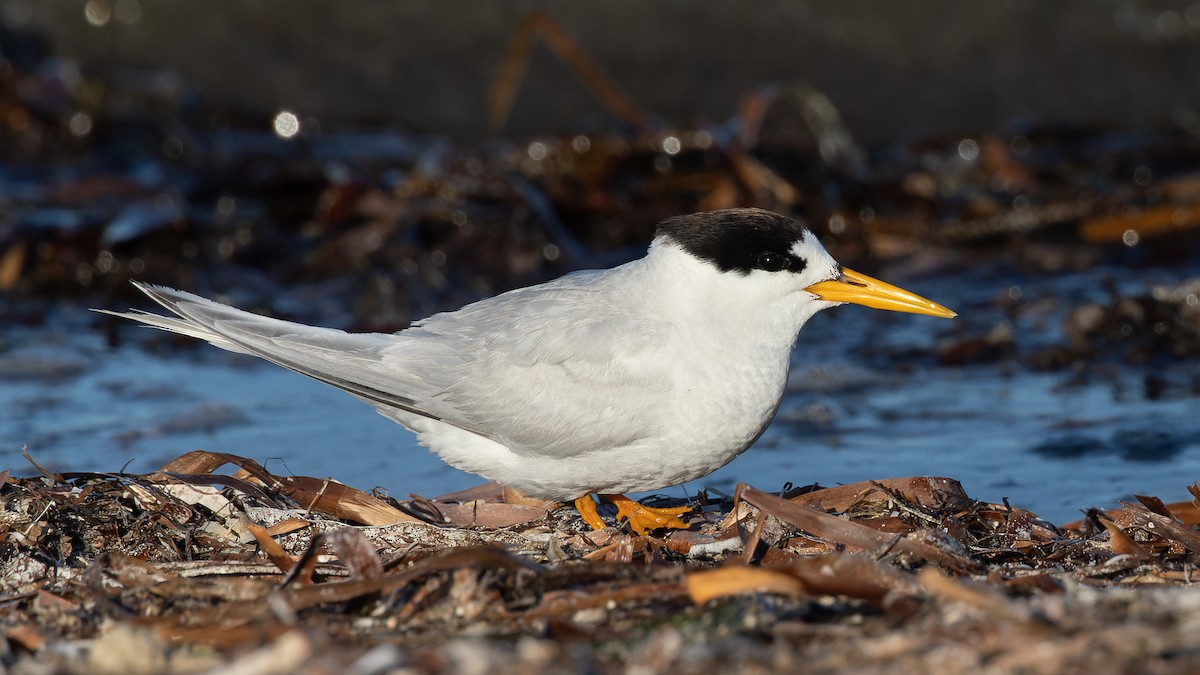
[4,278,1198,525]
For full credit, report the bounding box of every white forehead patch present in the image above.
[792,228,811,254]
[788,230,817,258]
[790,230,840,281]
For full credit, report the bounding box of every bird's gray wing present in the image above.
[394,271,672,458]
[102,277,671,457]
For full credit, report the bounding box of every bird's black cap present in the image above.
[656,208,811,275]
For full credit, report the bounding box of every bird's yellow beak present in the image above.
[804,267,957,318]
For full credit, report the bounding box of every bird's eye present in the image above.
[756,252,789,272]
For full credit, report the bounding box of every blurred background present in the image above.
[4,1,1200,521]
[15,1,1200,142]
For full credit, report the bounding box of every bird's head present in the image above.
[654,208,956,322]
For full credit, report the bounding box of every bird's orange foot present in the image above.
[572,494,691,535]
[573,495,608,531]
[608,494,691,535]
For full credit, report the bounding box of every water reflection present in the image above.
[1032,434,1110,459]
[84,1,145,28]
[272,110,301,139]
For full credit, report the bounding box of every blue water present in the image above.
[4,286,1199,524]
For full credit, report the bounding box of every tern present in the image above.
[99,208,955,534]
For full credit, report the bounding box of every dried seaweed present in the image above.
[4,451,1200,673]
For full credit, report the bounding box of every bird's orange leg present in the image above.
[573,495,608,530]
[573,493,691,534]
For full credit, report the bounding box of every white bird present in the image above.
[99,208,955,534]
